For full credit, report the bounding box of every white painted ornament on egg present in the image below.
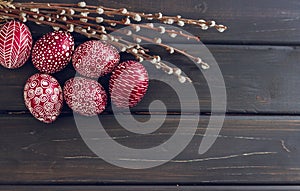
[109,60,149,108]
[24,73,63,123]
[63,77,107,116]
[72,40,120,78]
[0,21,32,69]
[32,31,74,74]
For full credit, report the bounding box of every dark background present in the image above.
[1,0,300,190]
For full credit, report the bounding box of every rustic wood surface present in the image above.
[1,0,300,190]
[0,115,299,184]
[1,186,300,191]
[1,45,300,113]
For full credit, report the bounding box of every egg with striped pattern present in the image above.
[109,60,149,108]
[0,21,32,69]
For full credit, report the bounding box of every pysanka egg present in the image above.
[24,73,63,123]
[32,31,74,74]
[72,40,120,78]
[63,77,107,116]
[109,60,149,108]
[0,21,32,69]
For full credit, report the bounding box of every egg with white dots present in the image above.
[32,31,74,74]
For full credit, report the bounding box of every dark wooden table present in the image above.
[1,0,300,190]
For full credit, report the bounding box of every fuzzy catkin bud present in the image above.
[209,21,216,27]
[147,23,154,28]
[81,12,89,17]
[151,58,157,64]
[174,68,182,76]
[135,38,142,43]
[121,8,127,14]
[121,46,127,52]
[196,57,202,64]
[166,68,173,75]
[96,17,104,23]
[80,18,88,22]
[178,76,186,83]
[101,34,108,40]
[159,26,166,34]
[132,48,138,54]
[217,25,226,32]
[166,19,174,24]
[96,7,104,14]
[53,26,60,31]
[133,14,142,22]
[169,47,174,54]
[69,9,75,15]
[30,8,39,13]
[138,57,144,62]
[201,25,208,30]
[124,18,131,24]
[177,20,185,27]
[170,33,177,38]
[126,30,132,36]
[68,24,74,32]
[154,38,162,44]
[60,10,66,15]
[134,25,141,32]
[78,1,86,7]
[201,63,210,69]
[157,12,163,19]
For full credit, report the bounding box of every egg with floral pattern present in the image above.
[24,73,63,123]
[63,77,107,116]
[32,31,74,74]
[72,40,120,78]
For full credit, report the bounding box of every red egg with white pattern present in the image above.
[32,31,74,74]
[109,60,149,108]
[72,40,120,78]
[63,77,107,116]
[0,21,32,69]
[24,73,63,123]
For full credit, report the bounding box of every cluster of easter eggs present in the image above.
[0,21,149,123]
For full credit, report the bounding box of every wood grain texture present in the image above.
[0,185,300,191]
[0,114,299,184]
[16,0,300,44]
[3,0,300,188]
[1,45,300,114]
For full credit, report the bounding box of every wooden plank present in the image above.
[1,45,300,114]
[0,185,300,191]
[0,114,300,184]
[16,0,300,44]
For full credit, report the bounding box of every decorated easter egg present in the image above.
[24,73,63,123]
[32,31,74,74]
[0,21,32,69]
[72,40,120,78]
[109,60,148,108]
[63,77,107,116]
